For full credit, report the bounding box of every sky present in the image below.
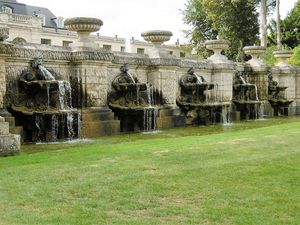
[19,0,298,44]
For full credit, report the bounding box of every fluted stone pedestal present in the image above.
[0,116,20,156]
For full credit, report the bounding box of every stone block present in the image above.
[0,134,20,156]
[0,121,9,135]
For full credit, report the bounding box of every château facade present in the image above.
[0,0,188,57]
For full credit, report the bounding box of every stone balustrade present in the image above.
[0,12,42,27]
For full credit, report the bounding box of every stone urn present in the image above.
[141,30,173,58]
[274,50,293,67]
[64,17,103,48]
[204,39,230,62]
[141,30,173,45]
[243,46,266,67]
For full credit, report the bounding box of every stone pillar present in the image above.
[296,68,300,114]
[0,116,20,156]
[273,51,297,115]
[0,56,6,109]
[147,65,179,107]
[211,62,235,103]
[243,46,268,101]
[72,60,111,107]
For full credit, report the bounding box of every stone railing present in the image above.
[0,13,42,27]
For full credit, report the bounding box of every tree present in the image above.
[276,0,282,49]
[281,0,300,48]
[182,0,218,57]
[202,0,259,61]
[183,0,259,61]
[258,0,276,47]
[267,0,300,49]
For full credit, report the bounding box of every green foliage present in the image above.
[281,1,300,49]
[182,0,217,57]
[290,45,300,67]
[1,117,300,224]
[268,1,300,48]
[183,0,259,61]
[261,46,277,65]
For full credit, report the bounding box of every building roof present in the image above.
[0,0,57,28]
[26,5,57,27]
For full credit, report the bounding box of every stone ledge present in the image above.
[0,121,9,135]
[0,134,20,157]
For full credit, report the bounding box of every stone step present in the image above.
[10,126,23,136]
[81,109,115,121]
[81,120,120,138]
[158,115,186,129]
[4,116,16,127]
[159,108,182,117]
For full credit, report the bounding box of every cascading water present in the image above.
[16,59,81,142]
[35,114,43,142]
[143,83,158,132]
[109,63,160,133]
[222,105,232,125]
[58,81,66,110]
[67,112,75,139]
[51,114,59,141]
[46,83,50,108]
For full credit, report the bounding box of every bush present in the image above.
[261,46,277,66]
[290,45,300,67]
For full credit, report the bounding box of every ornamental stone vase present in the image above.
[141,30,173,58]
[64,17,103,49]
[243,46,266,68]
[204,39,230,63]
[274,50,293,68]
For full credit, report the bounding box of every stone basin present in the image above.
[269,86,288,92]
[180,83,215,91]
[64,17,103,33]
[113,83,150,92]
[141,30,173,45]
[268,99,293,107]
[233,83,256,91]
[20,80,66,91]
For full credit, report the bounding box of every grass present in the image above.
[0,118,300,225]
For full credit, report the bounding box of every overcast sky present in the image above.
[19,0,298,44]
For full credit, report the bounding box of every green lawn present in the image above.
[0,118,300,225]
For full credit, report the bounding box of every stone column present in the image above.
[72,60,111,108]
[205,39,234,103]
[296,68,300,114]
[274,51,297,115]
[0,56,6,110]
[147,65,179,107]
[243,46,268,101]
[0,27,9,111]
[211,62,235,103]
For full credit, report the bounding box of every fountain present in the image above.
[268,73,293,116]
[232,71,261,120]
[10,58,80,142]
[108,63,160,132]
[176,67,230,125]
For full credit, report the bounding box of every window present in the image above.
[180,52,186,58]
[137,48,145,55]
[103,45,112,51]
[62,41,72,47]
[0,5,13,14]
[120,46,125,52]
[169,51,173,55]
[41,39,51,46]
